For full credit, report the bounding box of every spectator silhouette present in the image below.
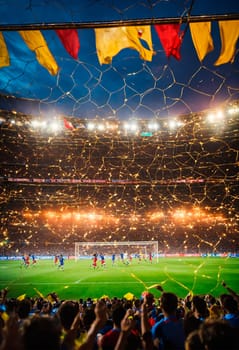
[151,292,185,350]
[219,293,239,328]
[23,316,62,350]
[199,319,238,350]
[184,295,209,337]
[98,304,126,350]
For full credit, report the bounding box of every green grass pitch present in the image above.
[0,256,238,301]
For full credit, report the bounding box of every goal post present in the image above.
[74,240,158,262]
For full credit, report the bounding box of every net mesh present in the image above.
[0,105,238,256]
[0,1,238,257]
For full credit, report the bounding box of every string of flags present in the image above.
[0,20,238,75]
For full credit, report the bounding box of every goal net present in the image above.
[75,241,158,262]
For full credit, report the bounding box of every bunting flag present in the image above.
[0,32,10,68]
[63,118,75,130]
[154,23,182,60]
[19,30,59,75]
[189,22,214,62]
[56,29,80,59]
[94,25,154,65]
[214,20,239,66]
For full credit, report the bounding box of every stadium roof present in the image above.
[0,0,239,119]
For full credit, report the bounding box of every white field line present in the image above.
[0,281,158,285]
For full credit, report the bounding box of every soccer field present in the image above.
[0,256,238,301]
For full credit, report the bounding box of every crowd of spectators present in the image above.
[0,281,238,350]
[1,111,239,255]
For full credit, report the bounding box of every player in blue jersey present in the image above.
[111,253,116,266]
[58,254,64,270]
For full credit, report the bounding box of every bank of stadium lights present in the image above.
[30,117,183,135]
[206,110,225,124]
[5,99,238,135]
[168,119,184,130]
[23,207,227,227]
[86,121,119,132]
[87,122,105,132]
[30,119,62,133]
[227,105,239,115]
[30,119,47,129]
[123,121,139,134]
[86,119,160,135]
[147,121,160,131]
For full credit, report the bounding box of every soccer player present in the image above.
[92,253,98,269]
[31,254,37,265]
[128,253,132,264]
[21,255,26,268]
[120,252,124,263]
[100,253,106,268]
[111,253,116,266]
[124,251,129,265]
[54,254,59,266]
[25,254,30,267]
[58,254,64,270]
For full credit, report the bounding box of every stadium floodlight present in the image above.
[31,120,41,128]
[87,122,95,130]
[75,240,158,262]
[206,110,225,124]
[48,121,62,133]
[168,119,178,130]
[167,119,183,130]
[227,106,239,115]
[97,123,105,131]
[30,119,47,130]
[123,121,139,134]
[148,121,159,131]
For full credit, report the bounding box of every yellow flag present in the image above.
[1,312,9,322]
[101,295,109,300]
[0,32,10,67]
[189,22,214,61]
[33,287,45,299]
[46,294,55,303]
[95,25,154,64]
[124,292,135,301]
[19,30,59,75]
[215,20,239,66]
[17,293,26,301]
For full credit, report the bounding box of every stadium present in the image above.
[0,0,239,301]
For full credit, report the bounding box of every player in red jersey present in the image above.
[92,253,98,269]
[54,255,59,266]
[25,254,30,267]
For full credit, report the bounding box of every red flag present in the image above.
[63,118,75,130]
[154,24,182,60]
[56,29,80,59]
